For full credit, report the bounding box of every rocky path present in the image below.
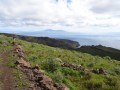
[12,41,70,90]
[0,49,14,90]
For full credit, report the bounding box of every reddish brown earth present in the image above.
[0,49,14,90]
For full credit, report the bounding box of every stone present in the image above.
[92,69,99,74]
[54,83,70,90]
[32,64,40,70]
[15,58,31,68]
[98,68,106,74]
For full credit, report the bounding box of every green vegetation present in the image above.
[0,35,120,90]
[12,70,30,90]
[15,38,120,90]
[79,45,120,60]
[1,33,79,49]
[2,33,120,60]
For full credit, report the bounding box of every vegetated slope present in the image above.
[2,33,120,60]
[13,36,120,90]
[0,33,80,49]
[0,35,120,90]
[78,45,120,60]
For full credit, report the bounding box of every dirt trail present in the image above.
[0,49,14,90]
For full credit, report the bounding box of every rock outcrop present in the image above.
[61,63,85,71]
[92,68,106,75]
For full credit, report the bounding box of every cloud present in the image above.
[90,0,120,14]
[0,0,120,33]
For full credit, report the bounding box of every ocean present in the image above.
[48,35,120,50]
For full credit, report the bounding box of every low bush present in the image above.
[62,68,79,76]
[113,66,120,75]
[52,70,63,83]
[27,55,37,62]
[84,78,103,90]
[44,58,61,72]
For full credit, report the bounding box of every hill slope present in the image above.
[2,33,120,60]
[0,33,80,49]
[16,36,120,90]
[78,45,120,60]
[0,34,120,90]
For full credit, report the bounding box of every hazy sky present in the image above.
[0,0,120,34]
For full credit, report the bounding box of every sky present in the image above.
[0,0,120,34]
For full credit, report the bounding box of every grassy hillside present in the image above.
[0,35,120,90]
[0,33,80,49]
[79,45,120,60]
[16,37,120,90]
[2,33,120,60]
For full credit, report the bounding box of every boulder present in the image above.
[17,52,25,58]
[33,69,45,75]
[15,58,31,68]
[54,83,70,90]
[36,75,57,90]
[98,68,106,74]
[16,45,23,51]
[92,69,99,74]
[32,64,40,70]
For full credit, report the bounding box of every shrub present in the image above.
[104,56,111,60]
[45,58,61,72]
[113,66,120,75]
[105,76,120,89]
[83,73,93,80]
[87,62,94,67]
[28,55,37,62]
[62,68,79,76]
[31,43,36,48]
[63,78,78,90]
[52,70,63,83]
[85,78,103,90]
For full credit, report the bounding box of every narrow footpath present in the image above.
[0,49,14,90]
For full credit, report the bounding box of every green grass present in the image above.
[79,45,120,60]
[12,70,30,90]
[14,39,120,90]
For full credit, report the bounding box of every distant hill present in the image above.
[16,29,81,37]
[0,33,80,49]
[78,45,120,60]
